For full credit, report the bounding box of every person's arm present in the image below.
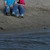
[14,0,18,4]
[18,4,26,8]
[10,0,17,8]
[4,0,7,6]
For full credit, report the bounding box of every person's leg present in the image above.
[10,7,13,15]
[12,4,19,17]
[18,5,25,17]
[4,6,10,15]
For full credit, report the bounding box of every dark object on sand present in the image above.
[0,27,4,30]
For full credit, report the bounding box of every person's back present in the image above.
[4,0,15,6]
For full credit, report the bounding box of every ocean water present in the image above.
[0,30,50,50]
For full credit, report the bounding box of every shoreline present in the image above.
[0,29,50,35]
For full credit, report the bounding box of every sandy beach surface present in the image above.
[0,0,50,32]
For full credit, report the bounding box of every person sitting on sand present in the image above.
[12,1,19,17]
[12,0,25,18]
[4,0,17,15]
[18,0,25,18]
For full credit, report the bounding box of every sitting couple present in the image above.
[4,0,25,18]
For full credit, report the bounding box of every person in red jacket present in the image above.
[12,0,25,17]
[18,0,25,18]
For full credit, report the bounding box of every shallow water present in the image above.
[0,30,50,50]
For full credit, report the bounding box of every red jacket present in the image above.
[18,0,25,5]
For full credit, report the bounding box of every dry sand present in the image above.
[0,0,50,32]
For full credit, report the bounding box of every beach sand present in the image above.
[0,0,50,32]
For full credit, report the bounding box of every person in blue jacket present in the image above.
[4,0,19,16]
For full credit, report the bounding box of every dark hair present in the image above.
[18,0,20,3]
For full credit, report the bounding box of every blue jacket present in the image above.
[4,0,16,6]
